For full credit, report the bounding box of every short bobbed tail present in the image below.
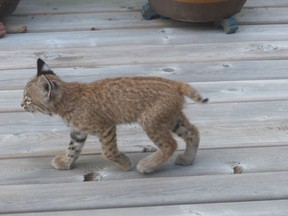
[178,83,208,104]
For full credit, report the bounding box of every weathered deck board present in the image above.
[2,25,288,51]
[4,200,288,216]
[1,146,288,185]
[2,100,288,158]
[5,11,186,32]
[1,121,288,159]
[0,41,288,70]
[1,172,288,214]
[246,0,288,8]
[14,0,144,15]
[237,8,288,25]
[0,0,287,214]
[6,8,288,33]
[1,60,288,90]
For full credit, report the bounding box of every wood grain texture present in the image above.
[14,0,144,15]
[1,121,288,159]
[1,25,288,51]
[0,0,287,214]
[0,41,288,70]
[6,8,288,32]
[4,200,288,216]
[0,146,288,185]
[245,0,288,8]
[1,100,288,158]
[1,60,288,91]
[1,172,288,214]
[237,8,288,25]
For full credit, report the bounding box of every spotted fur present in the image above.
[21,59,208,173]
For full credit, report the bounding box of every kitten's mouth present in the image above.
[23,106,34,113]
[25,109,35,114]
[22,105,38,114]
[23,107,52,116]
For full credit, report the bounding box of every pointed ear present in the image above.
[37,58,55,76]
[37,75,57,99]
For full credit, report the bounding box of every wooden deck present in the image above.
[1,0,288,215]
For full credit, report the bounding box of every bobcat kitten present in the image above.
[21,59,208,173]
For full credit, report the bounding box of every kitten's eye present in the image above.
[26,100,32,104]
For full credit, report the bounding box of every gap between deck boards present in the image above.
[0,171,288,214]
[0,145,288,186]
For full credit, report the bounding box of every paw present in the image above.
[136,160,156,174]
[175,154,194,166]
[51,155,74,170]
[120,160,133,171]
[118,154,133,171]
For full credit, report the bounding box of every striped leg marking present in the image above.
[51,130,88,170]
[172,113,200,166]
[100,126,132,171]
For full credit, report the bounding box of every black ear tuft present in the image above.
[37,58,56,76]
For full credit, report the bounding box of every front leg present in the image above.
[99,125,133,171]
[52,130,88,170]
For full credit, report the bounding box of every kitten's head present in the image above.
[21,59,61,116]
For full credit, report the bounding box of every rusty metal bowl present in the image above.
[0,0,20,19]
[148,0,246,22]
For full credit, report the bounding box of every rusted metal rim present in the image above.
[148,0,247,22]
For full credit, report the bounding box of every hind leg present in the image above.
[137,122,177,174]
[172,112,200,166]
[137,98,183,173]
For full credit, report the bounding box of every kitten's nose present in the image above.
[21,102,24,107]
